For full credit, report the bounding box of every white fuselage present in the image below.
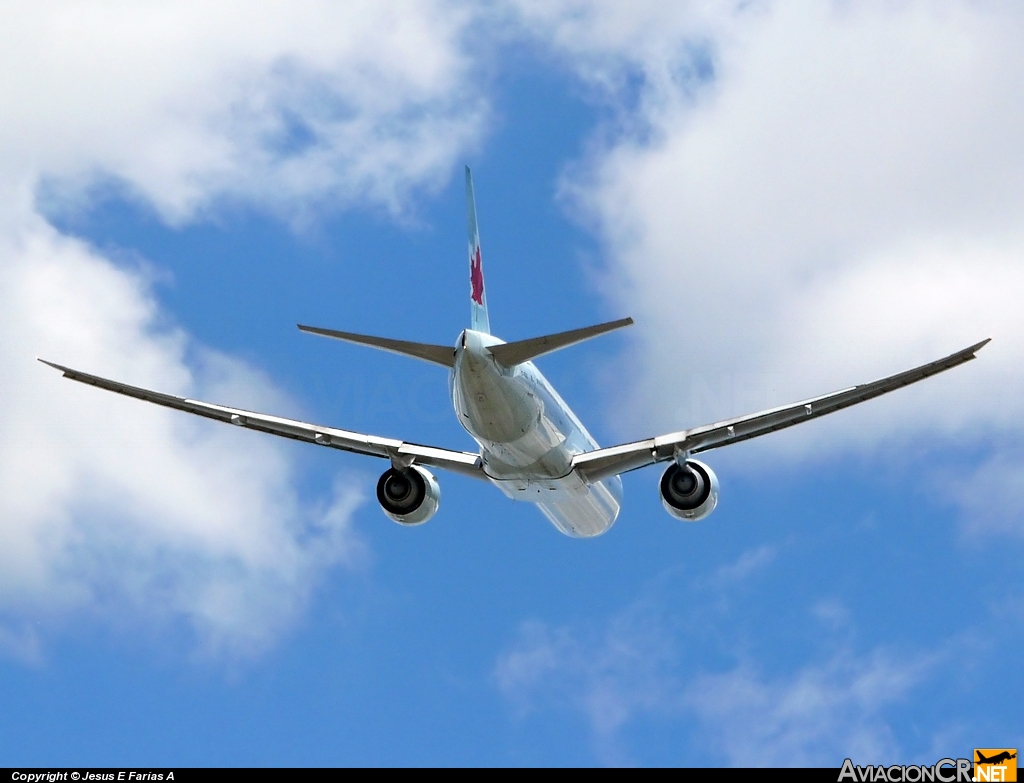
[450,329,622,537]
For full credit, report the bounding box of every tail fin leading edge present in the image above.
[465,166,490,334]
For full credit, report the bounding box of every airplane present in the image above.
[976,752,1017,765]
[40,167,990,538]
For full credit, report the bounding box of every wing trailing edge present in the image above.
[573,338,991,483]
[38,359,485,479]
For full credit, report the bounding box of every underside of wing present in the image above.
[39,359,485,480]
[573,338,990,484]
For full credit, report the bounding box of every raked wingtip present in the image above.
[37,358,72,375]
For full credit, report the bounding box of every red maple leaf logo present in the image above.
[470,246,485,305]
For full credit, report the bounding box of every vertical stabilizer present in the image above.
[465,166,491,334]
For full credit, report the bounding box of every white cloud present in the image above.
[515,0,1024,526]
[496,615,929,766]
[685,653,927,766]
[0,1,487,656]
[496,559,934,766]
[703,543,776,588]
[496,602,680,765]
[1,0,485,222]
[0,219,368,656]
[939,450,1024,537]
[0,622,43,667]
[507,0,737,91]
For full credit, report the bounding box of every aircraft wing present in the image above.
[572,338,990,484]
[39,360,486,480]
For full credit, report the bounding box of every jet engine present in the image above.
[376,466,440,525]
[659,459,719,522]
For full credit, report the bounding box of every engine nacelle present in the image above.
[659,459,719,522]
[376,466,440,525]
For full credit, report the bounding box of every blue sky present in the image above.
[1,1,1022,767]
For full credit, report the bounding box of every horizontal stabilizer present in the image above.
[488,317,633,366]
[298,324,455,367]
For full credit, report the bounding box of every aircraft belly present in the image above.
[454,346,538,445]
[480,419,570,473]
[454,333,621,536]
[490,470,622,538]
[457,360,570,471]
[538,477,621,538]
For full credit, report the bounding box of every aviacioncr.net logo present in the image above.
[839,758,973,782]
[974,749,1017,782]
